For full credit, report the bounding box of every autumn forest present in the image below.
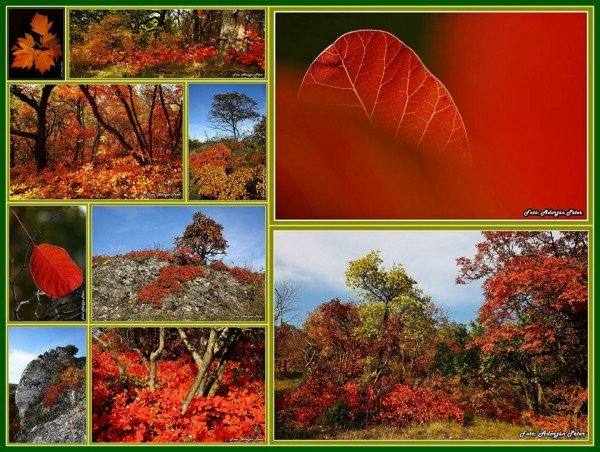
[69,10,265,78]
[276,232,588,439]
[10,84,183,199]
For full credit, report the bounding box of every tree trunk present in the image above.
[148,86,158,160]
[10,84,55,171]
[192,10,201,42]
[79,85,148,165]
[149,327,165,392]
[218,10,247,58]
[178,328,219,415]
[34,86,54,171]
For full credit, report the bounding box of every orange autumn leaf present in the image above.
[35,50,56,74]
[17,33,35,48]
[11,12,62,74]
[11,46,36,70]
[40,32,57,46]
[30,13,53,36]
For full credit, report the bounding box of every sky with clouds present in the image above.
[188,83,266,141]
[274,230,486,325]
[93,206,266,271]
[8,327,87,384]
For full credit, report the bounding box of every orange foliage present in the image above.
[70,11,265,78]
[11,13,62,74]
[189,144,265,200]
[10,157,182,199]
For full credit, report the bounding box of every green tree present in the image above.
[345,250,419,321]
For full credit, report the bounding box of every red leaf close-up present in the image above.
[299,30,470,163]
[276,13,587,220]
[30,243,84,298]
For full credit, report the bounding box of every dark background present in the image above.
[8,8,65,80]
[276,12,437,71]
[9,206,86,320]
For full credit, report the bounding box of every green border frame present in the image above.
[1,1,596,450]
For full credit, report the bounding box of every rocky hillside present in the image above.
[13,346,86,443]
[92,254,265,321]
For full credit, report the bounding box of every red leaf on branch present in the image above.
[30,243,83,297]
[299,30,470,162]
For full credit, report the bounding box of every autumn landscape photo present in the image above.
[9,84,183,199]
[92,206,265,322]
[69,9,265,78]
[275,231,588,440]
[92,327,265,443]
[188,83,266,200]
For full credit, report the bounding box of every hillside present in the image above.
[92,252,264,321]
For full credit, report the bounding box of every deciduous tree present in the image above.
[173,212,228,264]
[208,92,259,142]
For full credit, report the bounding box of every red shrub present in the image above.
[42,363,85,407]
[138,265,206,308]
[189,144,232,171]
[377,384,463,427]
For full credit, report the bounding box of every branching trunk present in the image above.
[10,84,55,171]
[79,84,148,165]
[177,328,220,415]
[158,85,182,154]
[114,86,151,163]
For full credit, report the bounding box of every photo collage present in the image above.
[3,5,593,447]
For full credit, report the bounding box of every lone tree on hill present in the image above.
[174,212,228,264]
[208,92,260,143]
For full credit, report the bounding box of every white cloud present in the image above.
[274,230,485,316]
[9,348,38,384]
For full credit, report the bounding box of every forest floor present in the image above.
[10,157,182,200]
[276,416,582,441]
[70,61,264,79]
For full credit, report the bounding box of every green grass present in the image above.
[275,372,304,395]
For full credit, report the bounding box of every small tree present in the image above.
[274,280,298,327]
[174,212,228,264]
[208,92,260,142]
[345,250,418,321]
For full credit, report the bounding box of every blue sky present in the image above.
[9,327,87,384]
[93,206,266,270]
[274,231,486,325]
[188,83,266,141]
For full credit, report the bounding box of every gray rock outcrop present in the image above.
[92,257,264,321]
[14,346,86,443]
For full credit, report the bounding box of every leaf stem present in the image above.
[11,210,36,246]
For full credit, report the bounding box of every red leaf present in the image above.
[30,243,83,298]
[299,30,470,162]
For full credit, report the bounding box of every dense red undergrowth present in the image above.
[93,330,265,443]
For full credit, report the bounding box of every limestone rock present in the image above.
[14,346,86,443]
[92,257,264,321]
